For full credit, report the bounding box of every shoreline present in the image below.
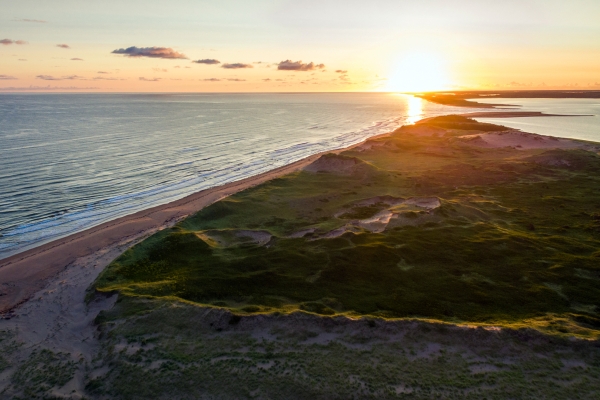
[0,132,392,315]
[1,105,596,315]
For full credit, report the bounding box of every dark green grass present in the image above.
[93,117,600,335]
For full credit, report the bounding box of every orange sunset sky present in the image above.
[1,0,599,92]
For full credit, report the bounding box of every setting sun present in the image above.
[386,52,450,92]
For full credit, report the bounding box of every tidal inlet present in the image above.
[1,1,600,399]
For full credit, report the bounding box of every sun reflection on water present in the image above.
[407,95,423,124]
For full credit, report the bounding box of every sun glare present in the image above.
[406,95,423,124]
[387,52,450,93]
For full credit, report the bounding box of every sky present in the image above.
[1,0,599,92]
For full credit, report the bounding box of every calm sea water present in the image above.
[0,93,477,259]
[472,98,600,142]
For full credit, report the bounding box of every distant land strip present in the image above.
[416,90,600,109]
[458,111,594,118]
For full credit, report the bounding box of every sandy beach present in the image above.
[0,155,316,314]
[0,131,397,316]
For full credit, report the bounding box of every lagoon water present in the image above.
[472,98,600,142]
[0,93,477,259]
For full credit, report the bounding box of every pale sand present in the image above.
[0,132,393,315]
[455,130,599,150]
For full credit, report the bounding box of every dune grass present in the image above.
[93,116,600,337]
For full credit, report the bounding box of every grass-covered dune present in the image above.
[94,116,600,337]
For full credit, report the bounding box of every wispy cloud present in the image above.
[36,75,85,81]
[335,70,348,74]
[14,18,47,23]
[193,59,220,65]
[36,75,62,80]
[262,78,271,82]
[202,78,221,81]
[152,68,168,72]
[277,60,325,71]
[112,46,187,59]
[0,86,99,91]
[1,39,28,45]
[221,63,253,69]
[56,44,70,49]
[139,77,161,82]
[97,71,109,74]
[0,75,18,80]
[227,78,246,81]
[71,58,83,61]
[93,76,126,81]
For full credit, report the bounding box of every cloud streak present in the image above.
[139,77,161,82]
[221,63,253,69]
[36,75,85,81]
[1,39,28,45]
[71,58,83,61]
[14,19,47,23]
[193,59,220,65]
[93,76,126,81]
[277,60,325,71]
[56,44,70,49]
[0,75,18,80]
[112,46,187,59]
[0,86,99,91]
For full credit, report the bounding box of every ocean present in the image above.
[0,93,477,259]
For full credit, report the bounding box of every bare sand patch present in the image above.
[357,210,395,233]
[319,197,441,238]
[455,130,595,150]
[404,197,441,210]
[287,228,316,238]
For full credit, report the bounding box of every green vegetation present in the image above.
[85,297,600,399]
[5,115,600,399]
[94,116,600,338]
